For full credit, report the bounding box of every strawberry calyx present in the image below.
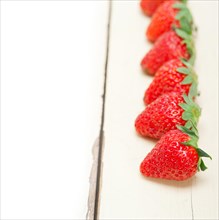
[177,124,212,171]
[177,94,212,171]
[174,2,193,34]
[177,58,198,98]
[179,94,201,128]
[172,2,196,65]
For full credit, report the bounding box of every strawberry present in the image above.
[141,1,196,75]
[144,58,198,104]
[146,0,179,42]
[140,0,166,17]
[140,129,211,181]
[135,92,200,139]
[141,30,191,75]
[146,0,192,42]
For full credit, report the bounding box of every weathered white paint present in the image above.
[99,1,218,219]
[0,1,108,219]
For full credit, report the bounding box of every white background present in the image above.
[1,1,108,219]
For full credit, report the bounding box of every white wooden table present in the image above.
[0,1,218,219]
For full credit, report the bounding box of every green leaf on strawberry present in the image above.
[177,67,190,75]
[196,148,212,159]
[173,2,196,65]
[177,124,211,171]
[177,94,211,171]
[198,159,207,171]
[179,94,201,127]
[177,60,198,98]
[173,2,193,33]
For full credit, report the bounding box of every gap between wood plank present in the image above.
[94,1,112,219]
[94,1,112,218]
[88,1,112,220]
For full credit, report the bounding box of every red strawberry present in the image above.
[140,129,210,181]
[144,59,197,104]
[135,92,186,139]
[146,0,179,42]
[141,30,190,75]
[140,0,165,16]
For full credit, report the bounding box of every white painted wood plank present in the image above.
[0,1,108,219]
[99,1,218,219]
[189,1,218,219]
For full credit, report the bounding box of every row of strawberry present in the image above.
[135,0,211,181]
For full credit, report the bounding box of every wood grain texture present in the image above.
[98,1,218,219]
